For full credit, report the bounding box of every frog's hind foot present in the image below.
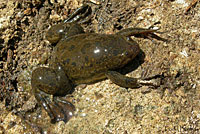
[64,4,92,24]
[34,91,75,123]
[49,97,75,123]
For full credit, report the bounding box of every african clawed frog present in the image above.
[31,5,161,123]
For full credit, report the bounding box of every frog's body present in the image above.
[53,33,139,84]
[31,4,162,123]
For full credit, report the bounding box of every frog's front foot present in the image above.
[34,91,75,123]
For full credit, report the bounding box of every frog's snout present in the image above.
[129,42,140,57]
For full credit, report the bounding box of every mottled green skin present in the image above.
[31,22,160,123]
[30,4,162,123]
[52,33,140,85]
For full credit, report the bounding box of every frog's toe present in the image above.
[48,98,75,123]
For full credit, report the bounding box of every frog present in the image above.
[31,4,163,123]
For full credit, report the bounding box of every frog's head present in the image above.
[31,67,73,96]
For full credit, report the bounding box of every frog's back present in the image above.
[54,33,139,84]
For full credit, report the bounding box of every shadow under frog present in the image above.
[31,5,163,123]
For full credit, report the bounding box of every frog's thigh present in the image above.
[116,28,157,37]
[105,71,141,88]
[67,24,85,38]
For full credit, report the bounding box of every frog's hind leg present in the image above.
[106,71,161,88]
[116,28,167,42]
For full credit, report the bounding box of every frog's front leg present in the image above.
[31,67,75,123]
[106,71,161,88]
[116,27,167,42]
